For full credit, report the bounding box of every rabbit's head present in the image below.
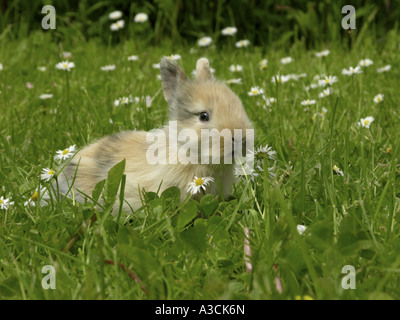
[160,57,253,165]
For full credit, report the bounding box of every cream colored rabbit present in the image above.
[58,57,253,212]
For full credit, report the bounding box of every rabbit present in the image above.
[57,57,253,213]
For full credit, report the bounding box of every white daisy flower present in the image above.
[271,74,289,84]
[198,36,212,47]
[166,54,181,61]
[358,59,373,67]
[248,86,264,96]
[152,63,160,69]
[41,168,56,181]
[127,55,139,61]
[259,59,268,70]
[110,19,125,31]
[358,116,375,129]
[315,50,330,58]
[235,39,250,48]
[37,66,47,72]
[377,65,391,73]
[318,88,331,98]
[0,196,14,210]
[373,94,384,104]
[226,78,242,85]
[333,165,344,176]
[39,94,53,100]
[297,224,307,235]
[101,65,116,71]
[109,10,123,20]
[54,145,76,161]
[62,51,72,59]
[341,66,362,76]
[187,176,215,195]
[134,13,148,23]
[55,61,75,71]
[318,75,338,87]
[280,56,293,64]
[254,144,276,160]
[221,26,237,36]
[301,99,316,106]
[229,64,243,72]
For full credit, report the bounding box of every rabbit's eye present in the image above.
[199,112,209,122]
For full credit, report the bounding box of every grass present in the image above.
[1,26,400,300]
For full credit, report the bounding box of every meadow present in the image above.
[1,2,400,300]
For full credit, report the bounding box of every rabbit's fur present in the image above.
[58,57,253,212]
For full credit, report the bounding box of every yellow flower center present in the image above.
[0,199,3,204]
[31,191,38,201]
[363,120,370,126]
[195,178,204,186]
[62,148,69,155]
[48,169,55,175]
[333,165,339,171]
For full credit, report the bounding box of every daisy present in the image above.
[37,66,47,72]
[166,54,181,61]
[297,224,307,235]
[259,59,268,70]
[198,36,212,47]
[318,75,338,87]
[221,26,237,36]
[341,66,362,76]
[377,65,391,73]
[0,196,14,210]
[62,51,72,59]
[54,145,76,161]
[315,50,330,58]
[254,144,276,160]
[134,13,148,23]
[55,61,75,71]
[373,94,384,104]
[333,165,344,176]
[248,86,264,96]
[41,168,56,181]
[301,99,316,106]
[109,10,123,20]
[271,74,289,84]
[152,63,160,69]
[187,176,214,195]
[318,88,331,98]
[280,56,293,64]
[39,94,53,100]
[114,96,133,106]
[101,65,116,71]
[262,96,277,108]
[234,162,259,180]
[229,64,243,72]
[226,78,242,85]
[110,19,124,31]
[235,39,250,48]
[127,55,139,61]
[358,116,374,129]
[358,59,373,67]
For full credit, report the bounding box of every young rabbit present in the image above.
[58,57,253,212]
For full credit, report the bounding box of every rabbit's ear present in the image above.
[196,58,212,82]
[160,58,188,104]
